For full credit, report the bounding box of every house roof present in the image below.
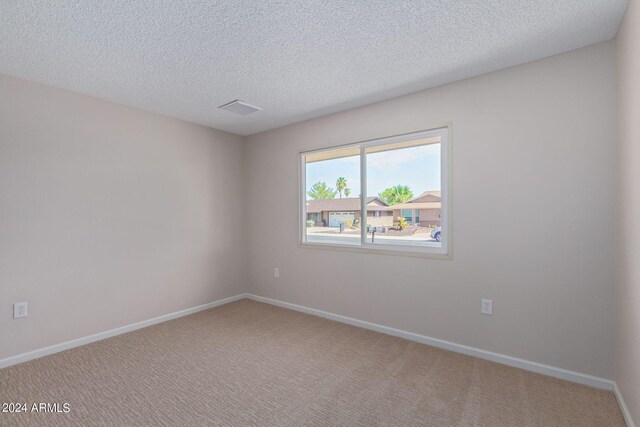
[305,197,391,213]
[412,190,441,200]
[391,202,442,210]
[389,191,442,210]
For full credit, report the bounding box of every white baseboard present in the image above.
[614,383,637,427]
[245,293,615,391]
[0,293,248,369]
[1,293,625,403]
[2,292,630,423]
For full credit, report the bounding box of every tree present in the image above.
[336,177,347,198]
[308,182,338,200]
[378,185,413,205]
[344,187,351,197]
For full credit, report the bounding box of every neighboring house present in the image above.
[306,197,393,227]
[390,191,442,226]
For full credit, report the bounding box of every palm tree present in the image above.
[344,187,351,197]
[378,185,413,205]
[307,182,338,199]
[336,177,347,198]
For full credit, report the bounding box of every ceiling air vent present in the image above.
[218,100,261,115]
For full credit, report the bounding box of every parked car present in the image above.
[431,227,442,242]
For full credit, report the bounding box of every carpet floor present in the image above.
[0,299,624,426]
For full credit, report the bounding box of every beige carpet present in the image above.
[0,299,624,426]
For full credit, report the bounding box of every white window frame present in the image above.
[299,126,451,259]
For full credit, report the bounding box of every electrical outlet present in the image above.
[481,298,493,315]
[274,267,280,278]
[13,302,28,319]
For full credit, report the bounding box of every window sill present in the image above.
[298,241,451,260]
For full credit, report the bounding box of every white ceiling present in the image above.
[0,1,628,136]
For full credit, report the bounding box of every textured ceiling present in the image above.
[0,1,628,135]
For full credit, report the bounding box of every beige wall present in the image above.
[391,209,441,226]
[367,214,394,228]
[0,74,247,359]
[0,35,623,389]
[616,0,640,423]
[245,42,617,379]
[418,209,440,226]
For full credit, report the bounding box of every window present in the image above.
[300,127,450,257]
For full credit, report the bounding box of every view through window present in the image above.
[304,146,361,246]
[301,127,449,255]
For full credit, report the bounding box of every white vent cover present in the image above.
[218,100,262,115]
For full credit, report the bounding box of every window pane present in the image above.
[304,149,361,246]
[364,137,442,248]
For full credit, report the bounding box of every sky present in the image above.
[305,143,441,199]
